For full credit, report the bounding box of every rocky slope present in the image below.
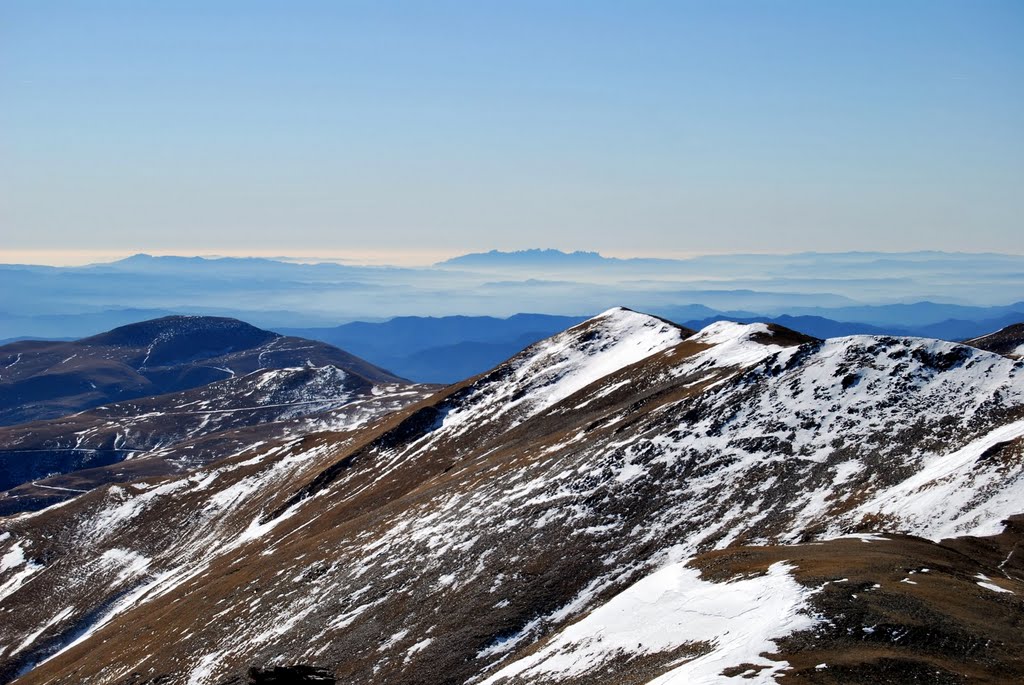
[966,323,1024,359]
[0,368,432,516]
[1,308,1022,684]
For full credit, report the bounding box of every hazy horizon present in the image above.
[4,246,1024,269]
[2,248,1022,343]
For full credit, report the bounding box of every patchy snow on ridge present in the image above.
[852,418,1024,539]
[4,314,1024,685]
[506,307,686,410]
[479,561,816,685]
[440,307,686,434]
[658,320,793,388]
[684,321,787,370]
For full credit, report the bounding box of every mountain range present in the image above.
[0,316,403,426]
[2,251,1023,341]
[1,310,1023,683]
[0,317,431,515]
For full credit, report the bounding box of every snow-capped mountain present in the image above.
[1,308,1022,684]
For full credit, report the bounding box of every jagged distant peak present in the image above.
[109,253,277,265]
[437,248,608,266]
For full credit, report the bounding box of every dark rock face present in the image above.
[82,317,278,363]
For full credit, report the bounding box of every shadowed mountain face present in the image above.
[1,308,1023,684]
[966,323,1024,359]
[0,316,406,426]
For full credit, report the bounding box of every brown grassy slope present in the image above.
[691,520,1024,685]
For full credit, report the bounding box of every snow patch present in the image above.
[0,542,41,602]
[854,419,1024,539]
[99,548,151,582]
[1,541,26,572]
[686,321,786,370]
[404,637,433,663]
[975,574,1014,594]
[479,561,816,684]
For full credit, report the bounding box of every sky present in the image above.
[1,1,1022,264]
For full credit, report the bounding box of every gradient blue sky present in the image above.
[2,1,1022,263]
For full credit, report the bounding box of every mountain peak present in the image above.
[648,319,822,379]
[691,319,772,344]
[589,305,692,335]
[512,306,690,404]
[563,307,690,352]
[690,320,819,348]
[4,305,1024,683]
[82,315,278,350]
[433,308,690,437]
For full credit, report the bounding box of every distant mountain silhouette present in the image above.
[438,248,609,267]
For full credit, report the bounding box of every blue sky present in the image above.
[1,1,1022,263]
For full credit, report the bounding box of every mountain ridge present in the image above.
[0,315,405,426]
[2,309,1022,683]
